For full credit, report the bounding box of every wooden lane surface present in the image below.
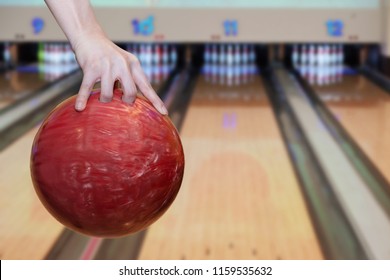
[0,70,47,110]
[313,75,390,185]
[138,76,323,260]
[0,125,64,259]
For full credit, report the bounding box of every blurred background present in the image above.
[1,0,390,260]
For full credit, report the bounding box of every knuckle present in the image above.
[129,56,141,68]
[124,84,137,95]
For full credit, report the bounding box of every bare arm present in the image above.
[44,0,167,114]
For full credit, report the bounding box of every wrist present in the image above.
[70,25,106,51]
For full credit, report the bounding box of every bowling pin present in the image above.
[323,45,330,67]
[242,44,249,65]
[249,44,256,63]
[153,44,161,65]
[53,43,60,65]
[226,59,234,86]
[317,45,324,67]
[3,42,12,67]
[308,44,316,66]
[234,44,241,65]
[141,44,147,65]
[226,44,234,66]
[204,44,211,64]
[170,45,177,70]
[300,45,308,66]
[211,44,218,64]
[219,44,226,65]
[292,44,299,69]
[162,44,169,64]
[145,44,153,66]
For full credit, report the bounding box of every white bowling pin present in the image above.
[226,44,234,65]
[211,44,218,64]
[292,44,299,69]
[162,44,169,64]
[249,44,256,63]
[204,44,211,63]
[145,44,153,66]
[3,42,11,66]
[300,45,308,65]
[308,44,316,66]
[219,44,226,65]
[153,44,161,65]
[242,44,249,65]
[234,44,241,65]
[139,44,146,65]
[170,45,177,67]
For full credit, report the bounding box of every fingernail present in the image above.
[75,102,84,111]
[122,96,135,104]
[160,105,168,115]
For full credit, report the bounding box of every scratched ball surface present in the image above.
[30,89,184,237]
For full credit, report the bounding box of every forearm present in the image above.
[45,0,104,48]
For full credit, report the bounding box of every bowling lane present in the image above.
[0,64,80,259]
[139,74,323,259]
[0,63,78,111]
[0,125,64,259]
[313,75,390,184]
[0,73,173,259]
[0,67,46,110]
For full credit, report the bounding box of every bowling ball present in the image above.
[30,89,184,238]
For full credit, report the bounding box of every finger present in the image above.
[76,73,97,111]
[130,59,168,115]
[119,72,137,104]
[100,70,114,103]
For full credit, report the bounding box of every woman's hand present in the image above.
[44,0,167,114]
[73,32,167,114]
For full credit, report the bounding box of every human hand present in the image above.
[72,32,168,114]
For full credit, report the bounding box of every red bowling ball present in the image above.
[30,89,184,238]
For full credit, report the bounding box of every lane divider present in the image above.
[79,238,103,260]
